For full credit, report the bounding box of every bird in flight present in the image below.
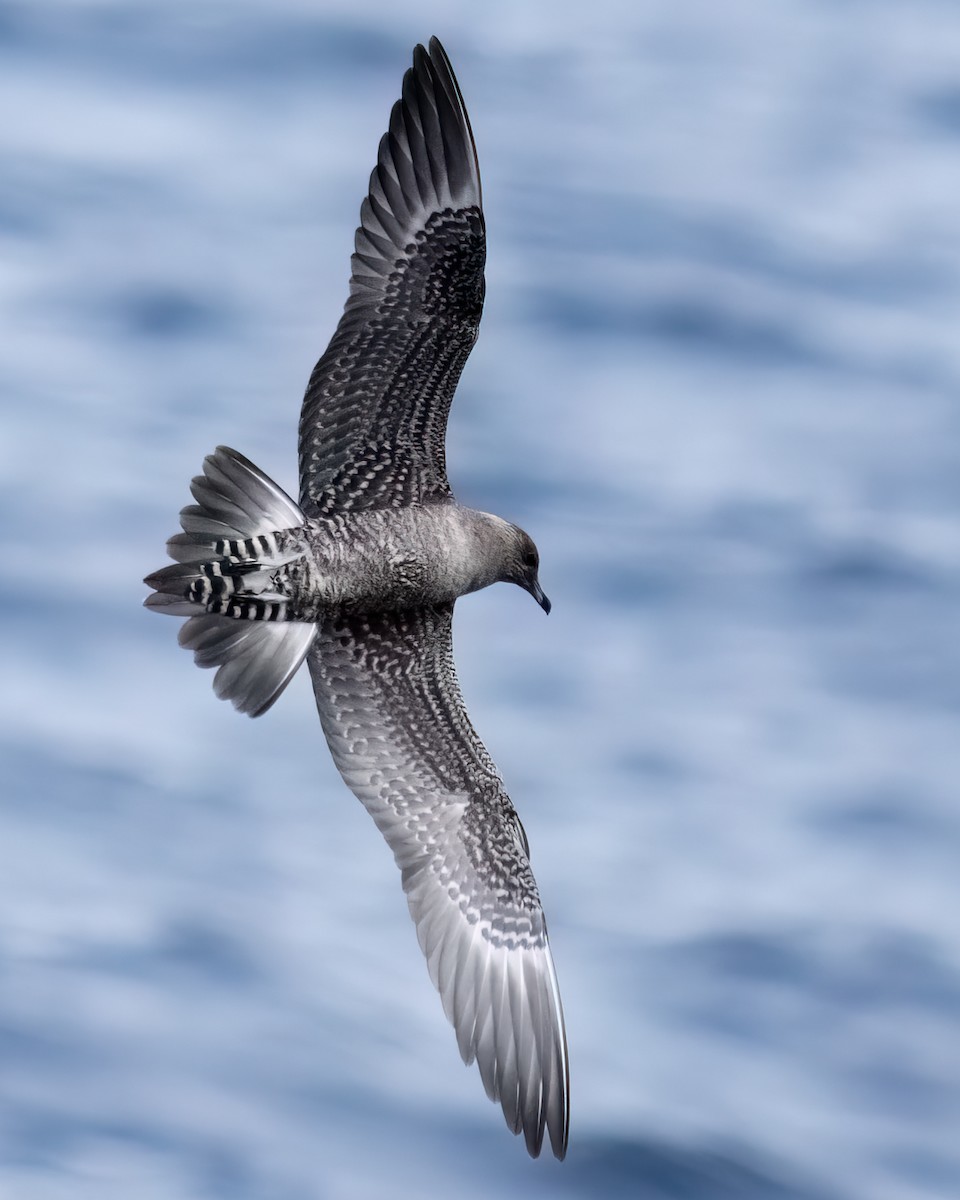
[145,37,569,1159]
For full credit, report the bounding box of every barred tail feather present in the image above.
[166,445,306,562]
[144,445,316,717]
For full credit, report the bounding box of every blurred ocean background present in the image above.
[2,2,959,1197]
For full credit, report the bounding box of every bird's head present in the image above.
[503,525,551,614]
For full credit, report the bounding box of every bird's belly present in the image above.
[296,508,476,618]
[295,545,461,618]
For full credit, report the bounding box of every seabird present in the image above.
[144,38,569,1160]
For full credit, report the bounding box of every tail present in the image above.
[144,446,317,717]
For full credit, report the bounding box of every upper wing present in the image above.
[307,604,569,1159]
[298,38,485,517]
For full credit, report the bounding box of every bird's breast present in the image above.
[296,505,484,617]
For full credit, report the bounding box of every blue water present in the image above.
[3,3,959,1197]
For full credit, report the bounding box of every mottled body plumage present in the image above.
[144,39,568,1159]
[148,503,533,620]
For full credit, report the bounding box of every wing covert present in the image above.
[306,604,569,1159]
[299,38,485,517]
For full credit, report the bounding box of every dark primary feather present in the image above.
[298,37,485,517]
[307,604,569,1159]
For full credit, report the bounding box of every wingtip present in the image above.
[426,35,449,65]
[517,1098,568,1161]
[410,34,482,210]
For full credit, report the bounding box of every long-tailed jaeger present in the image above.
[145,38,569,1159]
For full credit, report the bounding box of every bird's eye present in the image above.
[522,550,537,568]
